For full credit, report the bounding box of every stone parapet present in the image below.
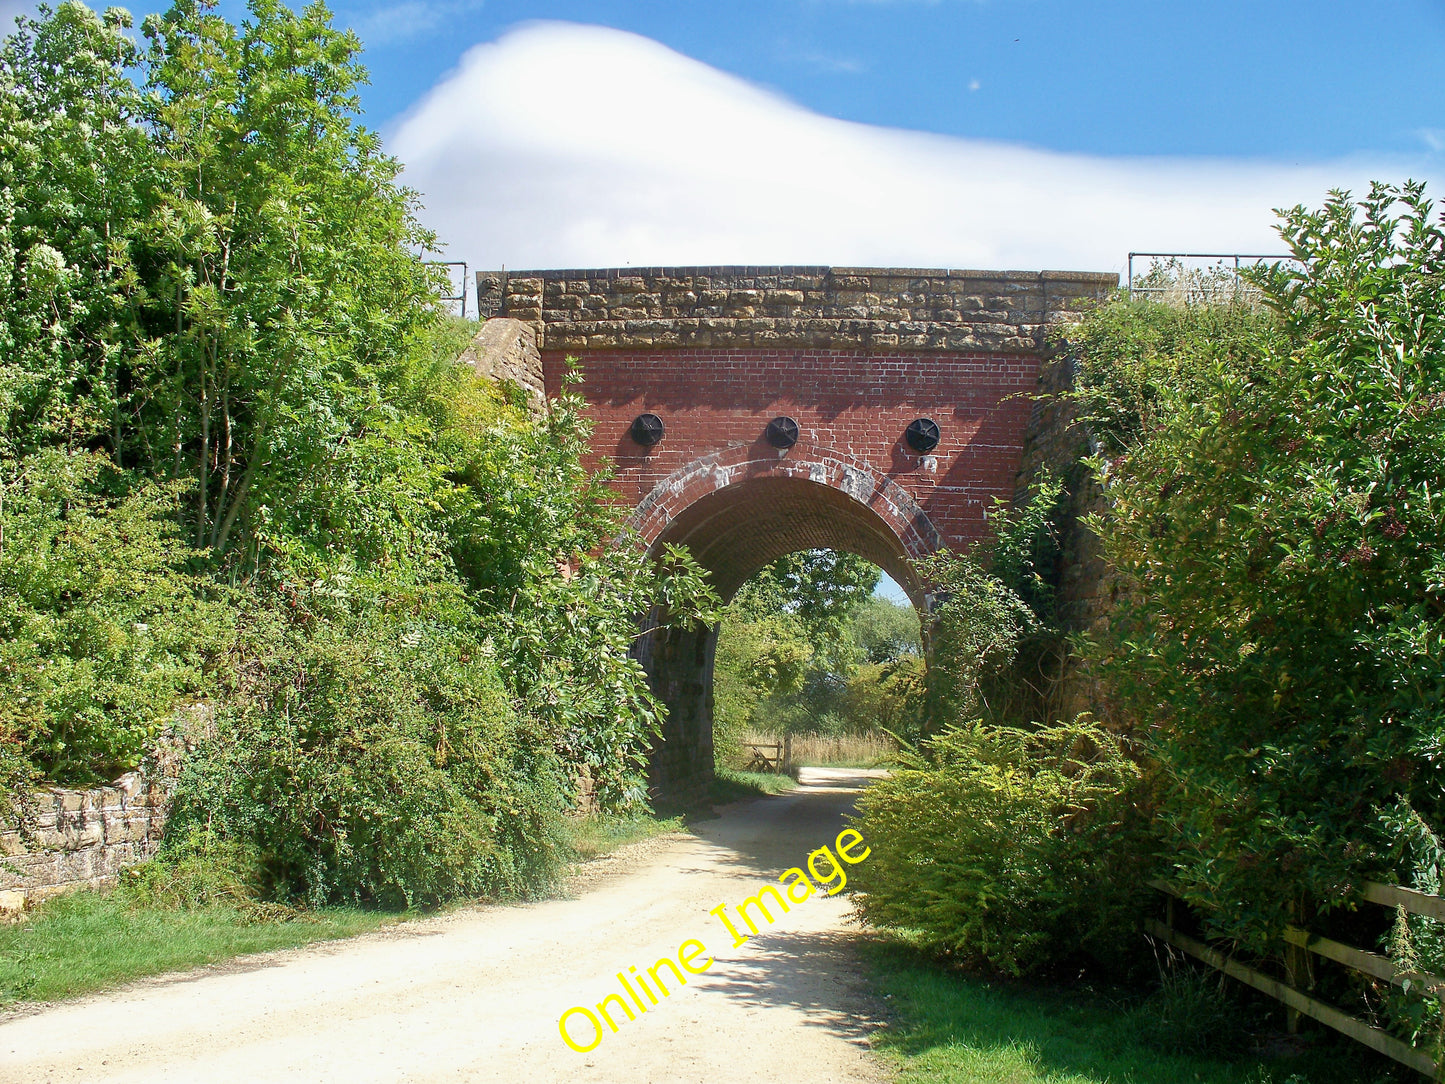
[477,266,1117,353]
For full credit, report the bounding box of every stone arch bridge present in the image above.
[468,265,1115,799]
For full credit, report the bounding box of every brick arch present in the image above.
[632,447,943,804]
[632,442,941,607]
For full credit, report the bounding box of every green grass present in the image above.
[0,809,700,1008]
[710,766,799,804]
[563,810,686,860]
[0,890,393,1006]
[865,937,1409,1084]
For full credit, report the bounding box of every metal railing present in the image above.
[429,260,469,317]
[1126,251,1299,301]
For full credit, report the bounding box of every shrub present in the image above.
[0,450,226,784]
[167,586,568,909]
[1088,183,1445,942]
[850,716,1150,976]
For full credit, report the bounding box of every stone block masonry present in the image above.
[0,776,167,911]
[477,266,1115,354]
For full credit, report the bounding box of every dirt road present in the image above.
[1,768,891,1083]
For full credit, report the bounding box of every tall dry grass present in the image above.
[738,731,897,770]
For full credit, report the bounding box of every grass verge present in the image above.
[864,935,1407,1084]
[710,766,798,805]
[563,810,686,861]
[0,891,393,1007]
[2,808,693,1008]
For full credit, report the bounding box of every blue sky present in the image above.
[6,0,1442,276]
[350,0,1445,160]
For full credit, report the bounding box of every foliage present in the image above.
[850,717,1149,977]
[850,595,923,664]
[913,549,1036,739]
[712,554,919,762]
[1061,290,1280,456]
[1089,182,1445,944]
[0,449,227,783]
[731,548,880,672]
[712,609,814,761]
[117,827,291,919]
[165,573,570,909]
[983,471,1068,626]
[844,656,926,738]
[0,0,716,909]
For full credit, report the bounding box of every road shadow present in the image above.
[678,768,892,1050]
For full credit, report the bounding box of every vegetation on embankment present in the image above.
[0,0,716,912]
[849,183,1445,1065]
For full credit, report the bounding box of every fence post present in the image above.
[1284,899,1315,1034]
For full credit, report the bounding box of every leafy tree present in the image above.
[849,597,922,665]
[0,2,153,459]
[134,0,447,559]
[1092,181,1445,942]
[732,549,879,671]
[0,0,719,905]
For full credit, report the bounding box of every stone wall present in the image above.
[0,776,167,912]
[1012,349,1118,722]
[455,317,546,409]
[477,266,1115,353]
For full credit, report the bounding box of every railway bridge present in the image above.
[470,265,1116,796]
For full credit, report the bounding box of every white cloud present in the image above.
[389,21,1437,276]
[789,48,866,74]
[351,0,483,47]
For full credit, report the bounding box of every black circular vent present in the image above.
[765,416,800,449]
[904,418,941,453]
[630,413,665,446]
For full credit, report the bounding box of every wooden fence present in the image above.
[1147,878,1445,1078]
[743,742,783,773]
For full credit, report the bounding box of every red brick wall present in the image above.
[543,347,1042,554]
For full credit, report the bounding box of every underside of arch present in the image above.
[639,470,934,806]
[650,475,925,608]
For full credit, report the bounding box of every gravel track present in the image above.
[1,767,891,1083]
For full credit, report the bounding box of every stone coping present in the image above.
[492,266,1119,284]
